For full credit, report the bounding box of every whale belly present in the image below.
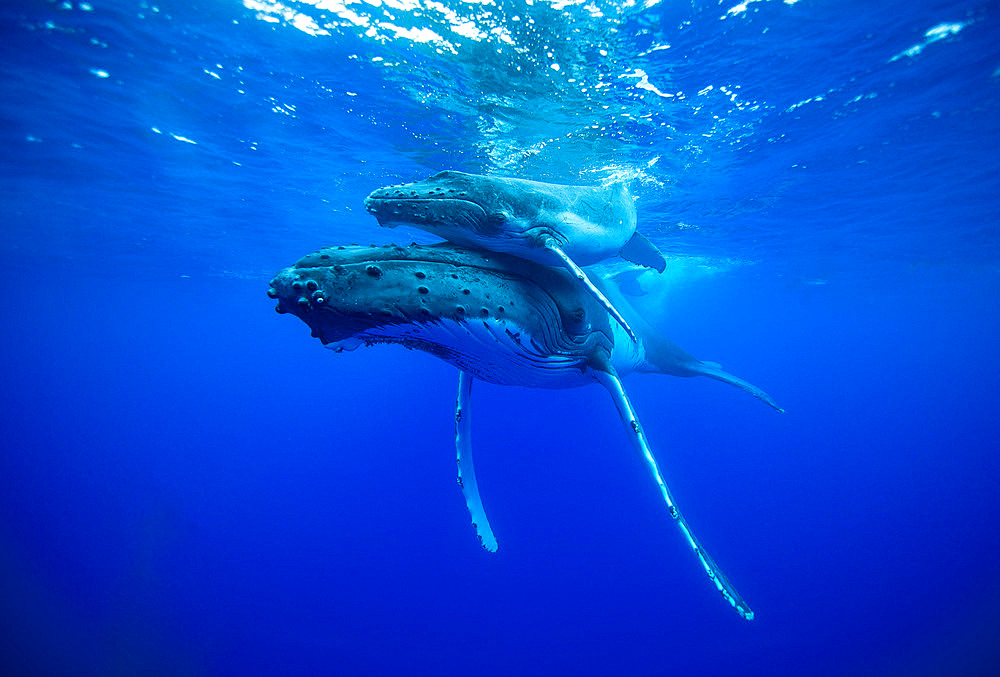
[328,317,595,389]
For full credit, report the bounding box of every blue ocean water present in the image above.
[2,0,999,674]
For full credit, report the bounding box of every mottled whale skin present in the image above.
[270,242,614,388]
[268,243,780,620]
[364,171,667,342]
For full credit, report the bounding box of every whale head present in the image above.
[268,243,615,387]
[363,171,635,258]
[363,171,510,236]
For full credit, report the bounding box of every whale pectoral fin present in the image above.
[455,371,499,553]
[542,239,638,343]
[619,232,666,273]
[691,361,784,413]
[593,367,755,621]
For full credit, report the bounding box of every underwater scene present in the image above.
[2,0,999,674]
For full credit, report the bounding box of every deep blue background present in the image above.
[2,1,999,675]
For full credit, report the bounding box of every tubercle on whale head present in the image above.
[364,172,533,238]
[364,171,476,209]
[267,244,490,345]
[268,263,359,344]
[365,200,503,244]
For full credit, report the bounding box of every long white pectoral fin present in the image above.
[593,368,755,621]
[544,241,638,343]
[455,371,499,553]
[619,232,666,273]
[692,361,784,413]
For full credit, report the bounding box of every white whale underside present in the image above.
[325,316,595,389]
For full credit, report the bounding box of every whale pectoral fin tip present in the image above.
[456,372,500,555]
[694,361,783,412]
[594,368,753,621]
[476,526,499,552]
[543,242,638,343]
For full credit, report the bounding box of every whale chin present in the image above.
[322,336,366,353]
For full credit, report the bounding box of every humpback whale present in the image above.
[268,243,780,620]
[364,171,666,343]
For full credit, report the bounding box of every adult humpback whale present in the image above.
[364,171,666,343]
[268,242,781,620]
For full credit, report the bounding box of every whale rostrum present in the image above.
[269,242,781,620]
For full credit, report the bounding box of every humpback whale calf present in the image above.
[268,243,780,620]
[364,171,666,343]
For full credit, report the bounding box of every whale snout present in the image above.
[363,171,495,231]
[268,269,326,317]
[364,191,490,233]
[365,179,466,206]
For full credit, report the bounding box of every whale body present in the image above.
[268,242,780,620]
[364,171,667,342]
